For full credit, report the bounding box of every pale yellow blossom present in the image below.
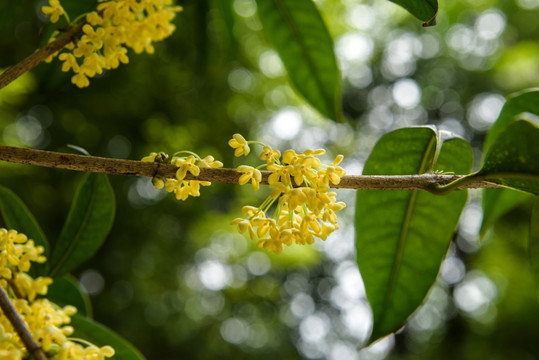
[41,0,65,23]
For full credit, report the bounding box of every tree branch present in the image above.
[0,285,47,360]
[0,22,85,90]
[0,145,504,191]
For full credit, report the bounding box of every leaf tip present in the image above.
[422,16,437,27]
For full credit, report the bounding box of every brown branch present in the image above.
[0,145,504,191]
[0,22,85,90]
[0,285,47,360]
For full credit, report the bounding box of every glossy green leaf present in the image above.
[47,274,92,317]
[71,314,146,360]
[387,0,438,24]
[49,173,115,277]
[483,88,539,155]
[255,0,341,120]
[0,185,49,275]
[478,120,539,195]
[480,89,539,236]
[480,188,533,238]
[530,197,539,291]
[355,127,472,342]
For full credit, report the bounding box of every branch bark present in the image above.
[0,145,503,191]
[0,23,84,90]
[0,285,47,360]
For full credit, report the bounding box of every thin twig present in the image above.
[0,145,503,191]
[0,22,85,90]
[0,285,48,360]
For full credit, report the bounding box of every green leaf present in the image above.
[387,0,438,24]
[215,0,237,55]
[47,274,92,317]
[530,197,539,291]
[0,185,49,275]
[255,0,341,120]
[483,88,539,155]
[478,120,539,195]
[480,89,539,234]
[49,173,115,277]
[355,127,472,342]
[480,188,533,238]
[71,314,146,360]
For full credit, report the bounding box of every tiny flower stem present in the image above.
[272,203,282,221]
[247,141,266,147]
[260,195,278,215]
[63,12,72,25]
[0,285,48,360]
[172,150,200,160]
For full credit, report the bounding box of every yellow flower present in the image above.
[73,40,95,58]
[86,11,103,26]
[58,53,79,73]
[319,155,346,186]
[81,24,106,50]
[198,155,223,168]
[237,165,262,190]
[81,53,104,77]
[103,46,129,69]
[164,178,210,200]
[228,133,250,157]
[174,156,199,180]
[41,0,65,23]
[141,152,158,162]
[260,145,281,164]
[230,218,256,240]
[71,72,90,88]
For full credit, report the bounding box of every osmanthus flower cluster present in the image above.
[41,0,182,87]
[143,134,346,254]
[0,228,114,359]
[142,151,223,200]
[229,134,347,254]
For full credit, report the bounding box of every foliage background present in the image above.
[1,0,538,359]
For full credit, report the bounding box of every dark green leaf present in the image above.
[355,127,472,341]
[49,173,115,277]
[530,197,539,291]
[71,314,146,360]
[480,188,533,238]
[255,0,341,120]
[387,0,438,23]
[480,89,539,234]
[215,0,237,55]
[483,88,539,155]
[0,185,49,275]
[47,274,92,317]
[478,120,539,195]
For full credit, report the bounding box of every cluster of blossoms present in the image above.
[41,0,182,87]
[142,151,223,200]
[229,134,347,254]
[0,228,114,359]
[143,135,346,254]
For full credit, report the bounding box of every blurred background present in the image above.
[1,0,539,359]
